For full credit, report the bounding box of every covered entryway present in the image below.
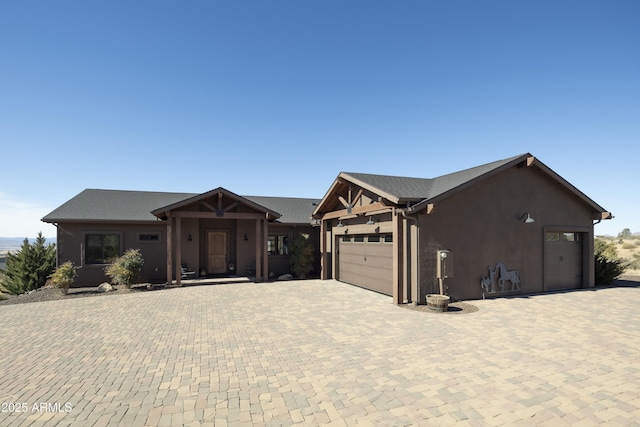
[337,234,393,295]
[152,187,281,285]
[544,231,583,291]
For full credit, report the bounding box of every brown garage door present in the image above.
[544,232,583,291]
[337,234,393,295]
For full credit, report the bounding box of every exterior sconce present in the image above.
[366,216,375,225]
[187,233,193,241]
[337,220,345,227]
[520,213,535,224]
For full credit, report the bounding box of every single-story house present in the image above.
[42,153,611,302]
[42,188,321,286]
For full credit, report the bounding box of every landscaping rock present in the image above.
[97,282,114,293]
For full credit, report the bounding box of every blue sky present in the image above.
[1,0,638,238]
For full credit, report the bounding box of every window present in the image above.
[545,232,560,242]
[367,235,381,243]
[562,233,581,242]
[85,234,120,264]
[268,235,288,255]
[353,235,364,243]
[137,232,161,243]
[383,234,393,243]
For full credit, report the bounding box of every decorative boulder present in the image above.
[97,282,114,293]
[278,273,293,281]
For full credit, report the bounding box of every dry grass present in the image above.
[601,236,640,276]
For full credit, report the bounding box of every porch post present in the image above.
[392,209,404,304]
[166,215,173,285]
[175,216,182,287]
[255,219,262,282]
[320,219,328,280]
[263,218,269,281]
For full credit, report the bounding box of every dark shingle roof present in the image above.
[341,154,524,203]
[42,189,320,225]
[42,189,196,222]
[244,196,320,224]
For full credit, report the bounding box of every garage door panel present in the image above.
[338,239,393,296]
[544,232,583,291]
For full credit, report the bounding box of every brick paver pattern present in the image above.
[1,280,639,426]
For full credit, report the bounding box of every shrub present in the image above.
[50,261,78,294]
[622,243,636,250]
[0,233,56,295]
[594,238,630,285]
[289,233,315,279]
[104,249,144,288]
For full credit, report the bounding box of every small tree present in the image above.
[595,238,630,285]
[289,233,315,279]
[104,249,144,288]
[617,228,632,239]
[50,261,78,294]
[0,232,56,295]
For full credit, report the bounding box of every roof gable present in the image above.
[150,187,281,220]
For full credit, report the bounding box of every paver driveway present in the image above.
[1,279,639,426]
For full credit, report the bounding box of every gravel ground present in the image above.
[0,284,154,306]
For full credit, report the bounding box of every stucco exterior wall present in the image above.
[417,165,595,301]
[56,222,169,287]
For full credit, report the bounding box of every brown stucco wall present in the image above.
[56,222,169,287]
[417,165,595,301]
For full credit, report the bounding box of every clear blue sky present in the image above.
[1,0,638,238]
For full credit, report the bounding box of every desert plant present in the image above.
[594,238,630,285]
[617,228,633,239]
[50,261,78,294]
[104,249,144,288]
[0,233,56,295]
[289,233,315,279]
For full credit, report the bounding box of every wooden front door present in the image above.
[207,231,227,274]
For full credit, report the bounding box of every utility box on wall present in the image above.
[437,250,454,279]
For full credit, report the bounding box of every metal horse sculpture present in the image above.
[496,262,521,291]
[480,265,498,293]
[481,263,521,293]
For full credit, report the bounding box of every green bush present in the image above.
[0,233,56,295]
[594,238,630,285]
[50,261,78,294]
[104,249,144,288]
[289,233,315,279]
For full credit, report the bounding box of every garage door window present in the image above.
[563,233,580,242]
[546,232,560,241]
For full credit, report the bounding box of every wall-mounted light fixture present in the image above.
[366,216,375,225]
[187,233,193,241]
[520,213,535,224]
[337,220,345,227]
[244,233,248,241]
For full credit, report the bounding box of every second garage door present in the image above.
[337,234,393,295]
[544,231,583,291]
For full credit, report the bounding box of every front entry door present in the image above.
[207,231,227,274]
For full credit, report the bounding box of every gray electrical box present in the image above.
[437,250,454,279]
